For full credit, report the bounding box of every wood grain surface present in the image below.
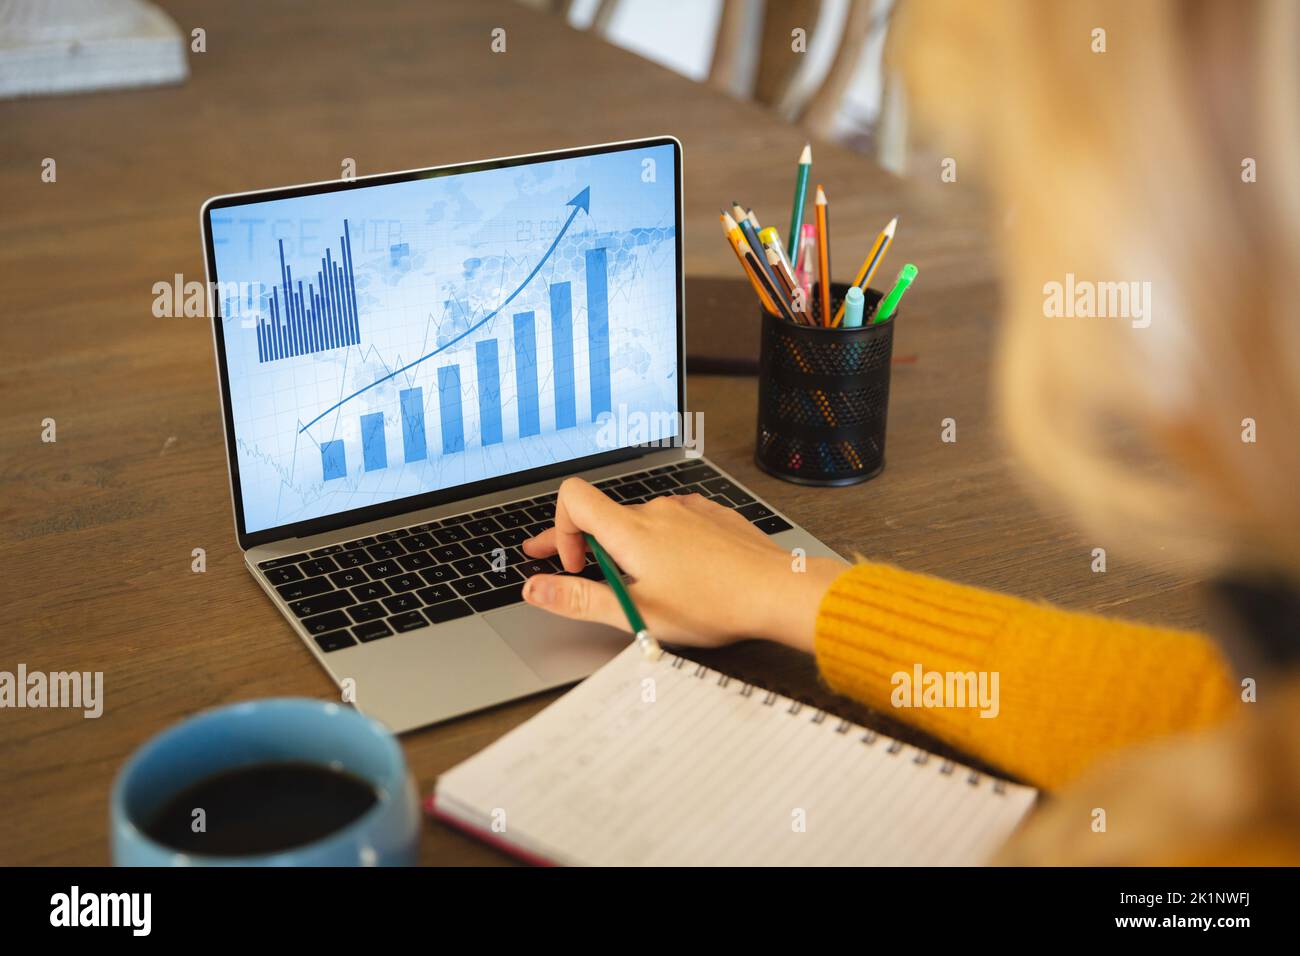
[0,0,1209,865]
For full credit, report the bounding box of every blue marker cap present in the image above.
[841,285,866,328]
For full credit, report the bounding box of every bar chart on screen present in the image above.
[255,221,362,363]
[303,187,624,481]
[214,142,681,534]
[315,243,616,482]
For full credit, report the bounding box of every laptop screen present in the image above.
[205,140,681,541]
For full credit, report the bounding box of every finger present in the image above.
[521,527,559,557]
[522,573,627,630]
[551,477,639,573]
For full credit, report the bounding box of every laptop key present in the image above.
[416,583,456,605]
[351,580,391,601]
[334,549,368,568]
[389,611,429,633]
[419,565,459,585]
[301,609,352,634]
[309,545,344,557]
[366,542,404,561]
[494,527,529,547]
[643,474,678,492]
[382,593,422,614]
[329,568,367,589]
[496,510,530,529]
[526,504,555,522]
[433,525,469,544]
[675,465,715,484]
[258,553,308,571]
[482,567,524,589]
[491,546,527,566]
[737,502,775,523]
[463,536,497,555]
[353,620,393,643]
[263,565,304,586]
[462,518,500,537]
[314,630,356,653]
[431,543,468,563]
[290,590,354,618]
[453,555,491,576]
[347,601,386,623]
[423,599,474,624]
[451,575,491,596]
[387,573,423,593]
[467,586,525,613]
[397,552,435,572]
[361,559,403,579]
[755,515,793,535]
[300,557,339,576]
[404,533,436,551]
[518,558,560,578]
[276,576,332,602]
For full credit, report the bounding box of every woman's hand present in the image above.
[520,477,848,651]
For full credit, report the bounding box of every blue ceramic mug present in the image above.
[111,698,420,866]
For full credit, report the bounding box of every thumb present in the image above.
[522,572,628,631]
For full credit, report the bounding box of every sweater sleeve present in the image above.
[813,562,1238,792]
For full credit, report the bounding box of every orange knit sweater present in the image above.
[813,562,1238,792]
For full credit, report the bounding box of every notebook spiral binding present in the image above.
[665,653,1011,796]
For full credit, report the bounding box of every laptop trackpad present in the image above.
[484,604,628,686]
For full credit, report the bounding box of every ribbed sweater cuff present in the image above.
[814,562,1015,709]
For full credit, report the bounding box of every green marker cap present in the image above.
[872,263,918,324]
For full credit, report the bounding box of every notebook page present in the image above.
[436,644,1037,866]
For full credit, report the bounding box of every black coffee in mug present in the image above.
[143,761,379,857]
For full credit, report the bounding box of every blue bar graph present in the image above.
[476,339,503,446]
[320,440,346,481]
[585,247,611,419]
[400,387,427,463]
[549,281,576,430]
[360,412,387,471]
[513,311,540,438]
[256,220,361,363]
[438,366,465,454]
[318,232,615,481]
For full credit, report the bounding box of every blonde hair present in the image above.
[895,0,1300,581]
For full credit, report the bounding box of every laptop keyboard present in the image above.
[255,460,793,654]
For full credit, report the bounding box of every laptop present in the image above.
[200,136,844,733]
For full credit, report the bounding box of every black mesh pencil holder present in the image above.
[755,282,894,486]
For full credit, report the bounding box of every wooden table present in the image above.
[0,0,1209,865]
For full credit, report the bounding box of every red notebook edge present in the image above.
[424,792,559,867]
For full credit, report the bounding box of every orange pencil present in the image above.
[832,216,897,327]
[814,185,831,325]
[721,211,780,316]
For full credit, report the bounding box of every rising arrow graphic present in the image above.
[299,186,591,434]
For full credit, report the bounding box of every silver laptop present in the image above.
[201,137,843,733]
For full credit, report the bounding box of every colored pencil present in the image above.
[787,144,812,261]
[721,211,780,315]
[814,185,831,325]
[831,216,897,327]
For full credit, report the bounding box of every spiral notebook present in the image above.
[433,645,1038,865]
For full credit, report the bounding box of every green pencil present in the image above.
[871,263,918,325]
[584,532,662,660]
[786,143,812,261]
